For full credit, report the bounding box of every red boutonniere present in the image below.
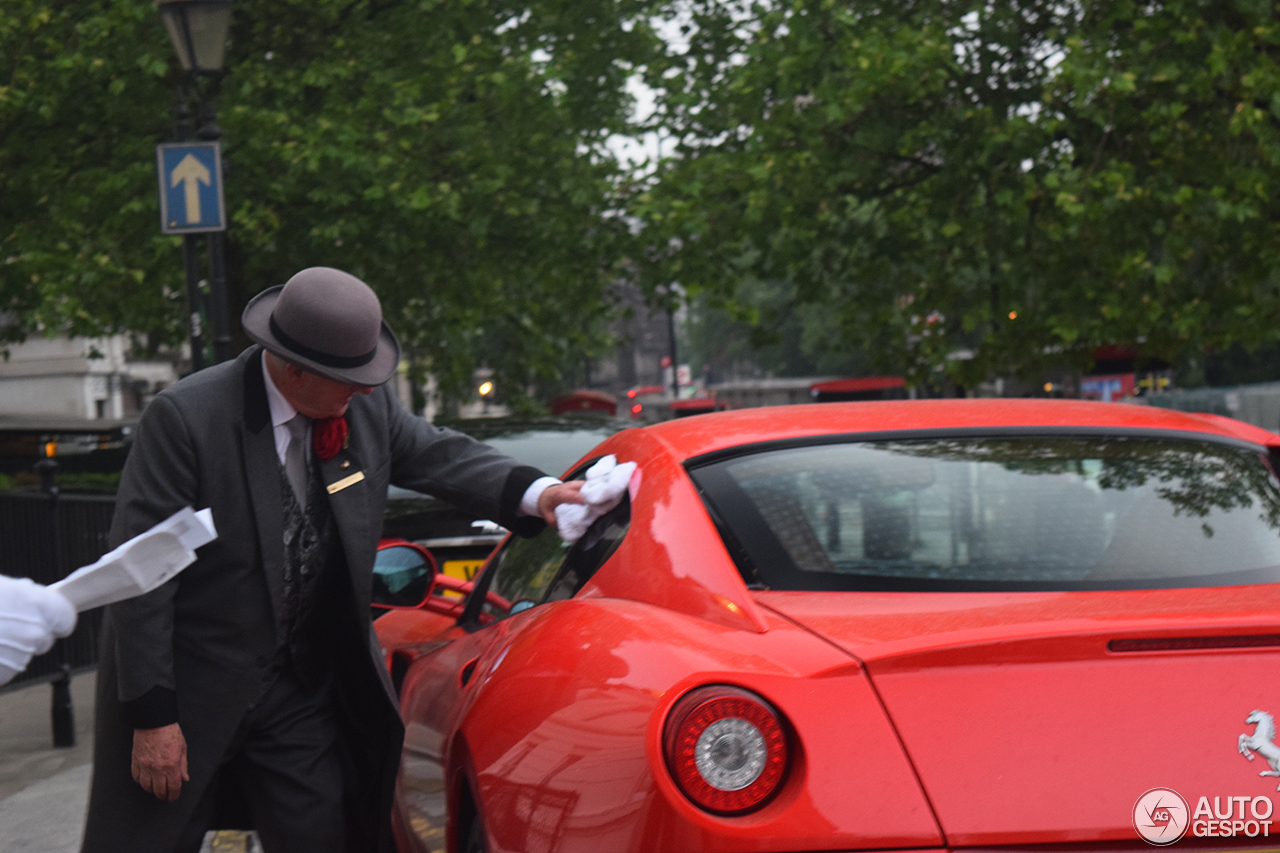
[313,416,348,461]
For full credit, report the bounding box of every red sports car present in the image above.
[373,400,1280,853]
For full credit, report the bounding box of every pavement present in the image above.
[0,671,260,853]
[0,671,95,853]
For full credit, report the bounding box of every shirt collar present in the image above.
[260,351,298,429]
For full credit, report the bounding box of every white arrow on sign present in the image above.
[170,154,211,224]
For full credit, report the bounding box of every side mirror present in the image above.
[372,539,440,609]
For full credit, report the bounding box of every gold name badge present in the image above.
[326,471,365,494]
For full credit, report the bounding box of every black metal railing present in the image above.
[0,490,115,688]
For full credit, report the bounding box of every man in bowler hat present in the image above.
[82,267,583,853]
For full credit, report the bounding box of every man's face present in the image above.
[273,357,373,418]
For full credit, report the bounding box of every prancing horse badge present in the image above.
[1238,709,1280,790]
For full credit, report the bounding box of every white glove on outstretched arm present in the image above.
[0,576,77,685]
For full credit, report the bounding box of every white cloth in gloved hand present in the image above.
[0,576,77,685]
[555,455,638,544]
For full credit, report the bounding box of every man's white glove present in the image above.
[0,576,77,685]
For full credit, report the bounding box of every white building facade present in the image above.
[0,335,179,420]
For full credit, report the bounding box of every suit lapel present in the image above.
[320,443,373,611]
[240,348,286,619]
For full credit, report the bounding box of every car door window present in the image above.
[465,489,631,626]
[541,497,629,603]
[482,527,572,620]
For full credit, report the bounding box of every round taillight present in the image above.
[663,686,789,815]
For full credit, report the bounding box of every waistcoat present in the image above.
[276,460,344,689]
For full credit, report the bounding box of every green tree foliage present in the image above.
[635,0,1280,389]
[2,0,661,402]
[0,2,175,344]
[685,279,873,379]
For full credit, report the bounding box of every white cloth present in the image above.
[555,455,637,544]
[0,576,77,685]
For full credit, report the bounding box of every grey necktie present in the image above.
[285,413,310,510]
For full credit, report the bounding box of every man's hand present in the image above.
[132,723,189,801]
[537,480,586,528]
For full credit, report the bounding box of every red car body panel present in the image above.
[756,587,1280,845]
[576,426,770,634]
[389,597,942,853]
[377,400,1280,852]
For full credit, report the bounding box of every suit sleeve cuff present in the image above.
[123,685,179,729]
[518,477,562,518]
[499,465,547,538]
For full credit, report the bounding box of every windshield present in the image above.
[690,434,1280,591]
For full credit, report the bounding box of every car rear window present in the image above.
[689,434,1280,591]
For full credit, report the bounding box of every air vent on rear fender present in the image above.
[1108,635,1280,653]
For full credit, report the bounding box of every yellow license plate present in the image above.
[441,559,485,582]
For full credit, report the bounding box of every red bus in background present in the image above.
[549,389,618,417]
[809,376,908,402]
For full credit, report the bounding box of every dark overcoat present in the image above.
[82,347,542,853]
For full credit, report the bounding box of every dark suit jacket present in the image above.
[82,347,543,853]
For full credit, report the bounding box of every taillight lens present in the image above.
[663,686,788,814]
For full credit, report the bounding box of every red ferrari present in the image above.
[372,400,1280,853]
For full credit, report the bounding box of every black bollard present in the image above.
[51,663,75,747]
[35,458,58,498]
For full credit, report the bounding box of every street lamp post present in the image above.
[656,282,681,399]
[168,84,207,372]
[158,0,233,368]
[158,0,232,74]
[196,97,233,364]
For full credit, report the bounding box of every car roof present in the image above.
[638,398,1280,461]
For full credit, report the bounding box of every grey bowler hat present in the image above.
[241,267,401,386]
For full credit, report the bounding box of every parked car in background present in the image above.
[808,376,907,402]
[374,399,1280,853]
[549,390,617,417]
[380,416,625,586]
[623,384,667,421]
[666,396,730,418]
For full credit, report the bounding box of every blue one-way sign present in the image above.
[157,142,225,234]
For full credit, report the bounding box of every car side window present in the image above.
[480,528,573,621]
[467,490,631,626]
[541,496,629,603]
